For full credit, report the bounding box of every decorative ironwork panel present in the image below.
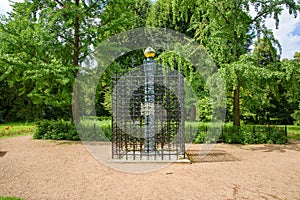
[111,59,185,161]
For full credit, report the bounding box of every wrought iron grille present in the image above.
[111,59,185,161]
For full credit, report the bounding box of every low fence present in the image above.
[34,119,289,145]
[185,124,288,144]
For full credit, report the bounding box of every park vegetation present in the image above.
[0,0,299,143]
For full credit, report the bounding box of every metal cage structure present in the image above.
[111,56,185,161]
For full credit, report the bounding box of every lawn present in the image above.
[0,197,22,200]
[285,125,300,140]
[1,121,299,142]
[0,122,36,139]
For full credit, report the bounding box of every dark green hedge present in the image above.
[34,120,287,144]
[192,125,287,144]
[33,120,79,140]
[33,119,111,141]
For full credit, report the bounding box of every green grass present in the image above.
[246,124,300,140]
[285,125,300,140]
[0,122,36,139]
[3,120,299,142]
[0,197,22,200]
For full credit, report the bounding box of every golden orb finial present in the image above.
[144,47,155,58]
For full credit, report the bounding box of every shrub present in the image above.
[191,124,287,145]
[33,119,79,140]
[34,119,112,141]
[77,119,111,141]
[223,126,241,144]
[34,119,287,144]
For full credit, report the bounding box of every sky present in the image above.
[0,0,299,60]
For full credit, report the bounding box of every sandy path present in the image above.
[0,136,299,200]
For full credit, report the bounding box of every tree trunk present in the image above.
[233,31,240,126]
[233,85,240,126]
[73,0,80,67]
[72,0,80,124]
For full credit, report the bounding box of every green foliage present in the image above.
[192,125,208,144]
[0,110,5,123]
[156,51,211,122]
[190,0,254,65]
[267,59,300,124]
[219,53,300,125]
[191,124,287,145]
[33,119,112,141]
[34,120,79,140]
[101,0,151,35]
[0,0,152,122]
[33,119,292,144]
[292,109,300,125]
[146,0,196,37]
[145,0,300,126]
[0,1,79,121]
[189,0,300,125]
[294,52,300,62]
[253,38,279,65]
[223,126,285,144]
[197,97,212,122]
[77,119,111,141]
[286,125,300,140]
[0,0,299,125]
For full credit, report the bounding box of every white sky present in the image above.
[0,0,299,59]
[266,10,300,59]
[249,6,300,60]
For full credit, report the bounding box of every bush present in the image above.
[33,119,79,140]
[192,124,287,145]
[223,126,241,144]
[77,119,111,141]
[33,119,112,141]
[34,119,287,145]
[97,116,111,121]
[193,126,206,143]
[291,109,300,125]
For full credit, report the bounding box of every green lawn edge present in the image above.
[0,122,36,139]
[0,197,23,200]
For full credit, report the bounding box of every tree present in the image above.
[0,0,152,121]
[253,37,279,66]
[291,52,300,125]
[147,0,299,125]
[191,0,300,126]
[0,2,75,121]
[293,52,300,62]
[146,0,197,37]
[278,59,300,124]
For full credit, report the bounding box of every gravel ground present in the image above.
[0,135,299,200]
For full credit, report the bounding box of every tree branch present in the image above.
[251,1,281,24]
[85,0,103,14]
[54,0,64,7]
[209,0,230,24]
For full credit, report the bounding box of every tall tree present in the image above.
[191,0,300,126]
[0,0,151,121]
[147,0,299,125]
[0,1,75,121]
